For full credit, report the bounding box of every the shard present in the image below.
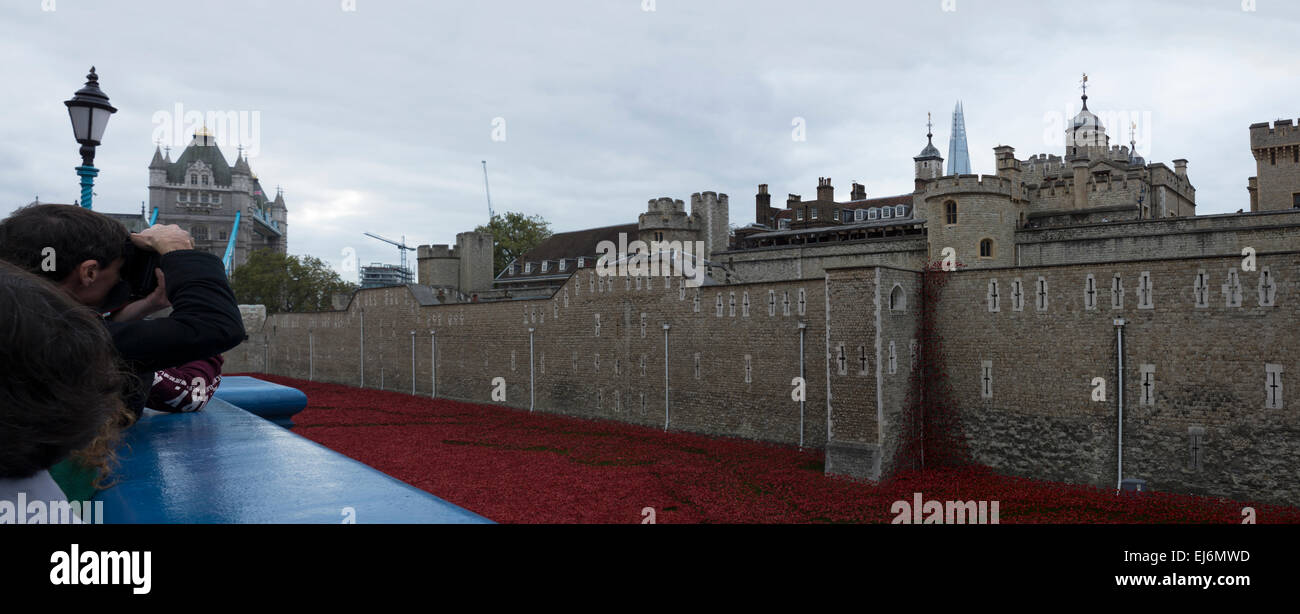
[947,101,971,176]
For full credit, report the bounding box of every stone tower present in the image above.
[1248,119,1300,212]
[690,191,730,257]
[914,115,945,191]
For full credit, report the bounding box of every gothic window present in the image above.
[889,284,905,312]
[1140,364,1156,406]
[945,201,958,225]
[1084,274,1098,310]
[1193,271,1209,308]
[1259,266,1277,307]
[1035,277,1048,311]
[1223,269,1243,307]
[979,239,994,259]
[1266,364,1284,409]
[1111,274,1124,309]
[987,279,1000,312]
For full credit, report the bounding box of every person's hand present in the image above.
[131,224,194,256]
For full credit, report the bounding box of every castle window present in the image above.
[979,239,994,258]
[1266,364,1284,409]
[868,209,879,221]
[889,284,905,312]
[945,201,958,225]
[1187,427,1206,472]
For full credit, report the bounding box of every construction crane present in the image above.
[363,232,416,277]
[481,160,494,223]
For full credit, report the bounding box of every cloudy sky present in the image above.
[2,0,1296,281]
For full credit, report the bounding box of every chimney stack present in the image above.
[851,182,866,201]
[816,177,834,202]
[1173,159,1188,178]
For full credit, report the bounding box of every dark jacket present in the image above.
[105,250,245,415]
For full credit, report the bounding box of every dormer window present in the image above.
[525,262,533,274]
[577,257,586,268]
[868,209,879,220]
[855,210,865,222]
[882,207,893,219]
[190,174,198,185]
[201,175,209,186]
[559,259,567,272]
[541,260,550,273]
[895,205,906,218]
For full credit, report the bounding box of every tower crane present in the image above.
[363,232,417,279]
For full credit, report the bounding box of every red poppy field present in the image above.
[245,374,1300,524]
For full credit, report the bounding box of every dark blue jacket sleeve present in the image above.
[104,250,246,374]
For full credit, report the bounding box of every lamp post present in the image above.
[64,67,117,210]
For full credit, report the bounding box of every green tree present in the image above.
[474,211,553,274]
[231,249,358,314]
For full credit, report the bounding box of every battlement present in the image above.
[1250,118,1300,148]
[924,174,1015,197]
[690,191,727,207]
[418,244,453,259]
[647,197,686,213]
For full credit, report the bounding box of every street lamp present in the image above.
[64,66,117,209]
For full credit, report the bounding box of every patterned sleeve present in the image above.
[147,355,225,413]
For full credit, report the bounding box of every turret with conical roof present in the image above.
[915,113,945,187]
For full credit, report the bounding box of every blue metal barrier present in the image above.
[94,393,492,524]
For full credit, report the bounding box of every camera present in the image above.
[120,240,161,300]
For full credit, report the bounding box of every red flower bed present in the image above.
[237,374,1300,524]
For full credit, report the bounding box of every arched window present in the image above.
[980,238,994,258]
[889,284,906,312]
[945,201,958,225]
